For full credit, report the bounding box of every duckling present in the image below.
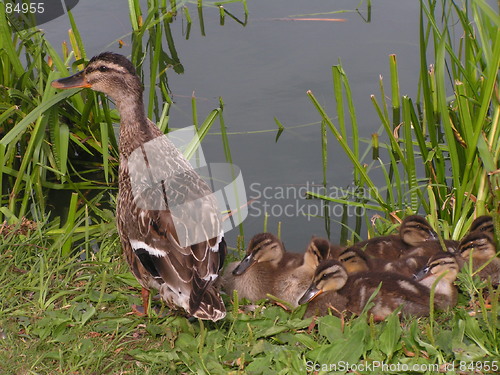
[273,237,333,307]
[398,216,460,256]
[52,52,225,320]
[469,215,495,240]
[383,255,429,277]
[299,260,437,320]
[399,215,438,246]
[302,237,335,272]
[356,215,437,260]
[297,260,349,318]
[404,239,458,258]
[458,231,500,285]
[413,252,460,310]
[221,233,292,302]
[337,246,387,274]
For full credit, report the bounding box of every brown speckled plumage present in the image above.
[459,231,499,285]
[299,254,459,319]
[52,52,226,320]
[355,215,438,260]
[273,237,334,306]
[221,233,297,302]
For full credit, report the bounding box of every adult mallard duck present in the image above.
[52,52,226,321]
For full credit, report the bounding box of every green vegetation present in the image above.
[0,0,499,374]
[307,0,500,244]
[1,226,499,374]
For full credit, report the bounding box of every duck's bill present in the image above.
[51,71,90,89]
[298,285,322,305]
[232,254,256,276]
[413,265,430,281]
[426,229,438,241]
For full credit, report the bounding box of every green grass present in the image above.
[1,0,500,373]
[1,225,499,374]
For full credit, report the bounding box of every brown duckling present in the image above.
[469,215,494,238]
[356,215,438,260]
[300,258,457,320]
[297,260,349,318]
[337,246,387,274]
[398,216,460,255]
[404,239,458,258]
[458,231,499,285]
[413,252,460,310]
[383,255,429,277]
[274,237,334,307]
[221,233,299,302]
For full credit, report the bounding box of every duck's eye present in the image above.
[98,65,109,72]
[321,272,334,280]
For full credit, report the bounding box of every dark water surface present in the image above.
[43,0,422,251]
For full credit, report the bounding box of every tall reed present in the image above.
[307,0,499,240]
[0,0,248,253]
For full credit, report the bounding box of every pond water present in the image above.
[43,0,423,251]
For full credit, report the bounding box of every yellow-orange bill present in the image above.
[51,71,91,89]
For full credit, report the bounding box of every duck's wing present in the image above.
[123,134,226,320]
[128,196,226,320]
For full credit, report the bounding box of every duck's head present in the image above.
[469,215,494,239]
[232,233,285,276]
[459,231,497,261]
[51,52,142,103]
[303,237,332,270]
[298,260,348,305]
[337,246,370,274]
[414,252,459,283]
[400,215,437,246]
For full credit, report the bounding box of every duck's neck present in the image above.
[116,94,161,158]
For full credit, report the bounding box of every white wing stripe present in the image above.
[130,239,166,258]
[210,230,224,252]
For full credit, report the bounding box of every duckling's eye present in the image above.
[321,272,335,280]
[98,65,109,72]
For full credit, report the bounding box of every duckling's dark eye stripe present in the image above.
[431,260,455,268]
[321,269,341,279]
[480,223,494,232]
[460,242,476,253]
[252,239,271,251]
[339,248,354,257]
[340,255,355,262]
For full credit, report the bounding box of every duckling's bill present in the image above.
[232,253,256,275]
[51,71,91,89]
[298,285,323,305]
[413,265,430,281]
